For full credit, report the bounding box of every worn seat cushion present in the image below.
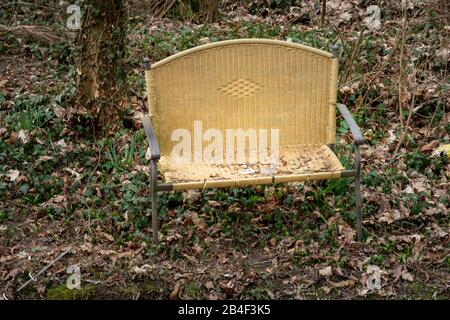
[158,144,344,190]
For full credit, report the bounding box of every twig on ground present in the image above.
[394,93,416,157]
[397,5,407,129]
[342,27,366,86]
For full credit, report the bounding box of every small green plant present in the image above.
[369,254,384,266]
[47,285,96,300]
[405,151,430,172]
[444,256,450,269]
[398,246,413,264]
[242,287,269,299]
[107,139,121,171]
[5,95,54,132]
[244,22,281,39]
[123,134,137,167]
[183,281,203,299]
[0,211,9,223]
[241,194,260,208]
[292,247,309,267]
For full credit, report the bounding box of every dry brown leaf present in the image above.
[18,129,29,144]
[6,169,20,182]
[332,279,355,288]
[430,223,448,238]
[338,222,356,243]
[208,293,219,300]
[319,266,332,277]
[170,280,184,300]
[392,265,402,282]
[53,195,65,203]
[420,140,438,152]
[379,210,404,224]
[266,289,275,299]
[101,232,114,242]
[205,281,214,290]
[183,190,201,202]
[217,253,228,264]
[401,270,414,282]
[38,156,53,161]
[0,128,7,138]
[250,216,263,225]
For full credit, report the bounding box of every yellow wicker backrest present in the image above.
[145,39,338,156]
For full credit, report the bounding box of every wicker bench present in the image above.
[142,39,363,243]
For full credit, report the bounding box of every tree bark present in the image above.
[76,0,127,131]
[320,0,326,27]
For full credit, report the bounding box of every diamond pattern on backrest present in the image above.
[218,78,262,98]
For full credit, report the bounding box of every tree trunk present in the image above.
[76,0,127,131]
[320,0,326,27]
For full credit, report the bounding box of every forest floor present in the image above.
[0,1,449,299]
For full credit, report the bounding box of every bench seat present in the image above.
[159,144,344,190]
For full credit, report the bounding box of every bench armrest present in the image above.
[143,115,161,160]
[337,103,363,145]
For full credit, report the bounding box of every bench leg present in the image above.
[355,172,362,241]
[150,160,159,244]
[355,145,363,241]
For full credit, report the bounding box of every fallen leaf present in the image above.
[338,221,356,243]
[53,195,65,203]
[379,210,403,224]
[430,223,448,238]
[266,289,275,299]
[412,179,428,193]
[37,285,46,294]
[420,140,438,152]
[38,156,53,161]
[331,279,355,288]
[7,169,20,182]
[205,281,214,290]
[170,280,184,300]
[145,147,152,160]
[0,128,7,138]
[208,293,219,300]
[217,253,228,264]
[18,129,29,144]
[53,106,65,118]
[101,232,114,242]
[199,37,211,45]
[56,139,66,147]
[319,266,332,277]
[80,243,93,252]
[250,216,263,225]
[401,270,414,282]
[392,265,402,282]
[183,190,201,202]
[64,168,81,182]
[403,185,414,194]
